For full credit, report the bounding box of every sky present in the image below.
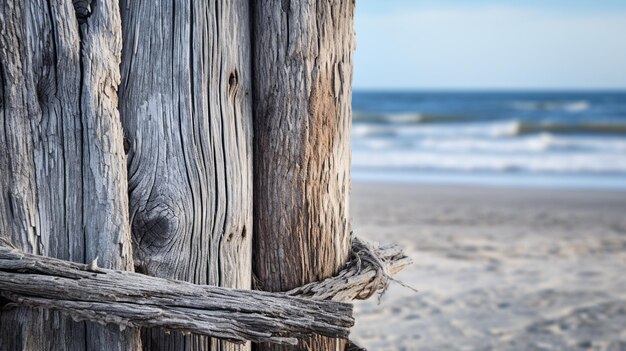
[354,0,626,90]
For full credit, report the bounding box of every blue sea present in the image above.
[351,91,626,190]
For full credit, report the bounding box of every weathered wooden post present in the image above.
[118,1,253,350]
[251,0,356,350]
[1,0,359,349]
[0,0,139,349]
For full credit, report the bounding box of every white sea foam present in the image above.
[353,120,545,140]
[414,134,626,153]
[354,118,626,141]
[564,101,591,112]
[352,150,626,173]
[512,100,590,112]
[385,113,423,123]
[394,121,521,138]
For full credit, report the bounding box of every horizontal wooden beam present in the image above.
[0,237,411,346]
[0,243,352,345]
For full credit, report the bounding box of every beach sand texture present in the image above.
[350,183,626,351]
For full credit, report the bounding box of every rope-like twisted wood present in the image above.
[287,237,414,302]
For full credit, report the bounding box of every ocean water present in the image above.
[352,91,626,189]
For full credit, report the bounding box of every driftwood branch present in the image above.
[0,236,411,345]
[0,243,352,345]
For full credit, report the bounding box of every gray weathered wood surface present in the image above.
[118,0,253,349]
[251,0,355,349]
[1,0,364,350]
[0,243,354,346]
[0,0,138,349]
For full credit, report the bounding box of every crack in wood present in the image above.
[73,0,93,24]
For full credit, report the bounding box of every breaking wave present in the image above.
[351,91,626,183]
[352,151,626,174]
[512,100,590,112]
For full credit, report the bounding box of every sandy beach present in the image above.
[350,182,626,351]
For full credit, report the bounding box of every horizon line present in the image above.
[352,87,626,93]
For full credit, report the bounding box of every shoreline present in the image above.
[352,170,626,191]
[353,179,626,193]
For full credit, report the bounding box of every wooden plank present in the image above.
[0,244,354,345]
[118,1,253,349]
[0,0,138,349]
[251,0,356,349]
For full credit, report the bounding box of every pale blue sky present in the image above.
[354,1,626,90]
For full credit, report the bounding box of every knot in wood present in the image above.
[133,204,181,249]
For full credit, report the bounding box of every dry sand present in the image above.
[350,182,626,351]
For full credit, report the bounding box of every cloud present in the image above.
[354,6,626,89]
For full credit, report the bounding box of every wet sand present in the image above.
[350,182,626,351]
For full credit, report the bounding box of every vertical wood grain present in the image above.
[0,0,139,349]
[119,1,253,350]
[251,0,355,350]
